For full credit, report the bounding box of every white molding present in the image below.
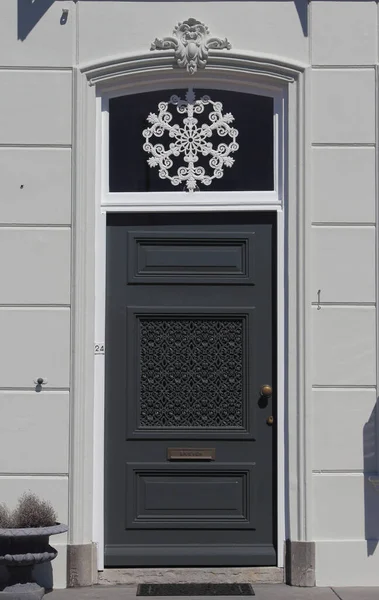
[285,67,311,543]
[303,67,313,542]
[70,50,309,573]
[276,208,285,567]
[102,192,280,212]
[92,95,106,564]
[80,50,307,88]
[375,65,379,479]
[69,67,97,545]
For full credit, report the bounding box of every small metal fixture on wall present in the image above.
[150,18,232,75]
[60,9,69,25]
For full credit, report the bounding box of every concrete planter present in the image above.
[0,524,68,599]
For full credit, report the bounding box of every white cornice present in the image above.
[79,50,308,89]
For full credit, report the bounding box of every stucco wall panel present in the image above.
[316,541,379,586]
[0,308,70,388]
[78,1,308,65]
[312,389,377,472]
[0,71,72,145]
[0,391,69,474]
[0,476,68,540]
[0,228,71,305]
[311,147,376,224]
[311,1,377,66]
[311,226,375,303]
[0,148,71,225]
[37,543,67,589]
[312,306,376,386]
[0,0,74,68]
[313,474,379,540]
[311,69,375,144]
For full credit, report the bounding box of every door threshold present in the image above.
[98,567,284,586]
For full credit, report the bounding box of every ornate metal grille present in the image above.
[139,317,244,428]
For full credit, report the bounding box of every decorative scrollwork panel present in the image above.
[139,317,244,428]
[142,88,239,192]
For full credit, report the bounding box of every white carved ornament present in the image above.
[151,18,231,75]
[142,89,239,192]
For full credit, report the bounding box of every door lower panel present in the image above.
[126,463,255,529]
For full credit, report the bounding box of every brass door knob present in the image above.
[266,415,274,426]
[260,384,273,398]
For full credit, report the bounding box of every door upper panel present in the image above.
[127,232,256,285]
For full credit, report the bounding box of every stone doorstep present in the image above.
[97,568,284,586]
[47,584,345,600]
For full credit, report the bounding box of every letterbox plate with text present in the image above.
[167,448,215,461]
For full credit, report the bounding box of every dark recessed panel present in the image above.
[127,233,255,284]
[126,464,254,529]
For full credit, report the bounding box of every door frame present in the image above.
[96,80,284,569]
[96,209,283,570]
[70,52,311,574]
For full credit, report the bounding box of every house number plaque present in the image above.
[167,448,215,461]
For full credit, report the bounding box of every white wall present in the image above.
[0,0,74,588]
[1,0,379,589]
[310,0,378,586]
[77,1,308,64]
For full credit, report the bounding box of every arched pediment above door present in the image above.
[80,46,307,91]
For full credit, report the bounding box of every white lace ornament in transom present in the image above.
[142,88,239,192]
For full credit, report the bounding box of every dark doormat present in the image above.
[137,584,255,596]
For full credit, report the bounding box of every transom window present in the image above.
[108,89,274,193]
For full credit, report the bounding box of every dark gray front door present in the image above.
[105,212,276,567]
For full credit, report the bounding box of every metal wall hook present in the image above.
[317,289,322,310]
[61,9,69,25]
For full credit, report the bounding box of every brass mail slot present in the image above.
[167,448,215,461]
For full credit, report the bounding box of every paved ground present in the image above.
[47,585,379,600]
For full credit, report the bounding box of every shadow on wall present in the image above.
[17,0,308,39]
[18,0,55,41]
[363,401,379,556]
